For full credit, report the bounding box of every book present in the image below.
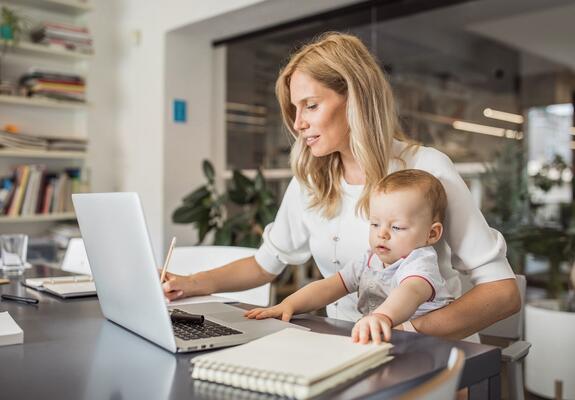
[22,275,96,298]
[0,312,24,346]
[190,328,394,399]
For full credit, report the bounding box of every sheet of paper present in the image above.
[0,311,24,346]
[166,294,236,306]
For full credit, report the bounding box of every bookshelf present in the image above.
[0,1,93,234]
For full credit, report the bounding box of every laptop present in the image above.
[72,192,306,353]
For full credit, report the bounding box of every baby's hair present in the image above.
[374,169,447,223]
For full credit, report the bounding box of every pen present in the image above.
[1,294,39,304]
[160,236,177,283]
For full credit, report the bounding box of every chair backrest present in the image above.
[399,347,466,400]
[169,245,270,307]
[61,238,91,275]
[480,274,526,340]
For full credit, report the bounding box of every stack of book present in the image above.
[0,130,88,153]
[19,70,86,103]
[30,22,93,55]
[0,165,88,217]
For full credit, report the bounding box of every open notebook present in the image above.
[22,275,96,298]
[191,328,393,399]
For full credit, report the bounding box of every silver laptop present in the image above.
[72,192,306,353]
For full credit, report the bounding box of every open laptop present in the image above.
[72,192,306,353]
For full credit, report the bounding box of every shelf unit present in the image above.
[0,1,93,232]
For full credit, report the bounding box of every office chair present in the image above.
[478,275,531,400]
[399,347,465,400]
[169,245,271,307]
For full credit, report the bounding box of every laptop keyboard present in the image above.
[171,309,243,341]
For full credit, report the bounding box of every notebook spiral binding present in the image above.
[192,359,307,398]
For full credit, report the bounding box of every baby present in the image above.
[245,169,454,343]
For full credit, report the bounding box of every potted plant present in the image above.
[0,6,28,93]
[172,160,279,247]
[0,6,27,42]
[482,144,575,398]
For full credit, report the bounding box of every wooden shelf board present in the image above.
[0,150,87,159]
[11,42,92,61]
[0,95,87,110]
[0,212,76,223]
[1,0,92,15]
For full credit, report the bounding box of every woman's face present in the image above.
[289,70,350,157]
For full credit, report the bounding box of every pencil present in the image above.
[160,237,177,283]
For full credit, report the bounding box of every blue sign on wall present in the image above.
[173,99,187,123]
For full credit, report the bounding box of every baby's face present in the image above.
[368,188,438,265]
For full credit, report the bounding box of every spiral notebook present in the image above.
[190,328,393,399]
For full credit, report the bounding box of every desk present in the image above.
[0,266,500,399]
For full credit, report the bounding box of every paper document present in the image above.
[0,312,24,346]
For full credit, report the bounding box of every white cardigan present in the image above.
[254,141,515,321]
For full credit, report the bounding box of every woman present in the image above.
[163,32,520,340]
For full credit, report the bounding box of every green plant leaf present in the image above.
[172,205,210,224]
[197,221,215,244]
[182,185,210,205]
[214,226,233,246]
[238,233,261,248]
[202,160,215,184]
[255,169,265,191]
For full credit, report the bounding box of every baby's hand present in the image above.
[351,313,393,344]
[244,302,294,322]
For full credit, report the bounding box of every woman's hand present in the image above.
[351,313,393,344]
[244,302,295,322]
[161,272,195,301]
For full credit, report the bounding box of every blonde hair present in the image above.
[374,169,447,223]
[276,32,414,219]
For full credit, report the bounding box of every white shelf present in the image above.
[0,212,76,223]
[11,42,92,61]
[0,149,87,159]
[2,0,92,15]
[0,95,87,110]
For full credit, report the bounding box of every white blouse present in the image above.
[254,140,515,321]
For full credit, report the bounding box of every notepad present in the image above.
[190,328,394,399]
[22,275,96,298]
[0,312,24,346]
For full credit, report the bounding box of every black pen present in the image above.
[1,294,39,304]
[170,312,204,324]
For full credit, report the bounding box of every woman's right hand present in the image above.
[162,272,195,301]
[244,302,295,322]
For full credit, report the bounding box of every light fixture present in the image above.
[452,120,521,139]
[483,108,524,124]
